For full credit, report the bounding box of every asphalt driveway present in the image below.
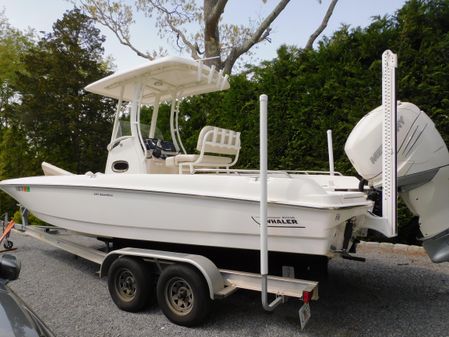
[5,231,449,337]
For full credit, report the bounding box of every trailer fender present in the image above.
[100,247,225,300]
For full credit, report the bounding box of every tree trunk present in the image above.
[203,0,227,69]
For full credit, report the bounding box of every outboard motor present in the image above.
[345,102,449,263]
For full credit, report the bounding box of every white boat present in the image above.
[1,53,449,264]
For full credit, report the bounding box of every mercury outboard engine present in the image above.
[345,102,449,263]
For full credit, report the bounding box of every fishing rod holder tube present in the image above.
[327,129,335,176]
[259,94,283,311]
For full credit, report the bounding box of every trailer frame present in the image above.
[15,225,318,328]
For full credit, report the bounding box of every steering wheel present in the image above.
[145,138,163,158]
[145,138,177,159]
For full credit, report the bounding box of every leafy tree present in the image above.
[0,11,33,127]
[395,0,449,145]
[11,9,116,174]
[77,0,339,73]
[0,13,36,212]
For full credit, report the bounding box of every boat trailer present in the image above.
[14,223,318,328]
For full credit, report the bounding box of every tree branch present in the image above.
[105,21,151,59]
[223,0,290,74]
[165,17,200,59]
[305,0,338,49]
[147,0,200,59]
[80,0,152,59]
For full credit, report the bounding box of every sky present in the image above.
[0,0,407,71]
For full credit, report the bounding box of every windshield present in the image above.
[115,120,164,140]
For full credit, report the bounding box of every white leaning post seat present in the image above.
[166,126,241,173]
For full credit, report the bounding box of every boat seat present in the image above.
[165,154,233,166]
[166,126,241,173]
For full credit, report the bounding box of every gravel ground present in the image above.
[4,230,449,337]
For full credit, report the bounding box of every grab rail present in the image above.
[192,168,343,177]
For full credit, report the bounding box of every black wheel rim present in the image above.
[165,277,194,316]
[115,268,136,302]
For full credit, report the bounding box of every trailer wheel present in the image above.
[157,264,211,326]
[108,257,151,312]
[3,240,13,250]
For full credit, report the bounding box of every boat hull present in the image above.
[0,174,372,256]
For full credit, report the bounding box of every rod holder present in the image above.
[259,94,282,312]
[327,129,334,176]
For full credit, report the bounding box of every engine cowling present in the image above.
[345,102,449,263]
[345,102,449,187]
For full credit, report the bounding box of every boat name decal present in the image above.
[94,192,113,197]
[251,216,305,228]
[268,217,298,225]
[16,186,30,192]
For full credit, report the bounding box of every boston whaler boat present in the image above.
[1,50,449,326]
[0,56,375,259]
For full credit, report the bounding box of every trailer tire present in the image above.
[108,257,151,312]
[157,264,211,326]
[3,240,13,250]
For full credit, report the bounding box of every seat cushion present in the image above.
[166,154,232,167]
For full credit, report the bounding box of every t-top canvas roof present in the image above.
[85,56,230,104]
